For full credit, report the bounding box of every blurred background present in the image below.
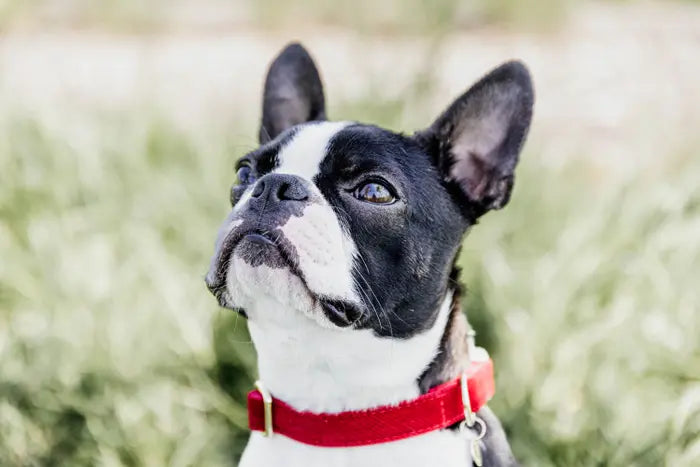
[1,0,699,465]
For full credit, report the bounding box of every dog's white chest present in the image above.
[239,430,472,467]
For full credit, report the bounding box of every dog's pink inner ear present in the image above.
[259,42,327,144]
[420,61,534,216]
[448,85,523,209]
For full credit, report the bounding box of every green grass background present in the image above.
[1,1,700,466]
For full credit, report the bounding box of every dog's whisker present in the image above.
[352,275,385,333]
[351,238,412,332]
[352,262,393,339]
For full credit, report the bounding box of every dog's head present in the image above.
[206,43,533,338]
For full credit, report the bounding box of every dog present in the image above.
[206,42,533,466]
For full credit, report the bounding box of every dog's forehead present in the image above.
[249,121,413,180]
[274,121,351,178]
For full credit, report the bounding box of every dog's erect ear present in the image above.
[259,43,327,144]
[415,61,533,218]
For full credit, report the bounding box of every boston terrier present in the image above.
[206,42,533,467]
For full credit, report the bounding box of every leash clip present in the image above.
[459,373,487,467]
[460,340,489,428]
[460,416,487,466]
[254,380,274,437]
[461,336,489,467]
[460,372,477,427]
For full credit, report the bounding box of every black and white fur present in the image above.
[206,43,533,466]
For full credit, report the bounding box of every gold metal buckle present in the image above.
[254,380,274,437]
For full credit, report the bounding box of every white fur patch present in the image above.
[276,121,350,179]
[280,203,357,302]
[226,262,316,319]
[248,291,453,413]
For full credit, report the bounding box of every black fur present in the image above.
[320,124,467,337]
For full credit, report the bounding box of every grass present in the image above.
[461,153,700,465]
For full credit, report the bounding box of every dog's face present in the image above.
[206,43,533,339]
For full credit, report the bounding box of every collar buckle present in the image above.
[254,380,274,436]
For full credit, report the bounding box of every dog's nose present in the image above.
[251,173,310,203]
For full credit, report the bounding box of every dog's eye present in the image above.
[353,182,395,204]
[237,166,256,185]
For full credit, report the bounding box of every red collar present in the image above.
[247,357,494,447]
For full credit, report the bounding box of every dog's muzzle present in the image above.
[205,173,365,327]
[205,172,312,294]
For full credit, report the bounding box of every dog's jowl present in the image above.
[206,42,533,467]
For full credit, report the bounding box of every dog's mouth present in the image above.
[205,228,365,328]
[205,228,287,298]
[319,298,365,328]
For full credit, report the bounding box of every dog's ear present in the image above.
[259,42,327,144]
[415,61,533,218]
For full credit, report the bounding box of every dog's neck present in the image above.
[417,287,472,393]
[246,288,471,414]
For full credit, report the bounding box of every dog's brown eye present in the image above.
[354,182,395,204]
[237,166,256,185]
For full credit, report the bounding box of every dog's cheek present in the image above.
[280,204,357,301]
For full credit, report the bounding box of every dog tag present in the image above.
[471,439,483,466]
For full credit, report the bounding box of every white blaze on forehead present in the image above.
[275,121,351,179]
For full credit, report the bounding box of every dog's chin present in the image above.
[224,241,364,330]
[233,234,289,269]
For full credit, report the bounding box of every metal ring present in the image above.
[459,415,487,441]
[473,416,487,441]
